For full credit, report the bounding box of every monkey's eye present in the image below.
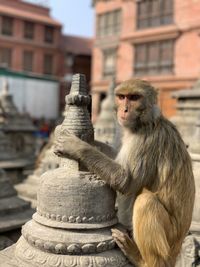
[117,94,125,100]
[128,94,142,101]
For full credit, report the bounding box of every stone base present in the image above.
[175,234,200,266]
[0,245,17,266]
[0,244,134,267]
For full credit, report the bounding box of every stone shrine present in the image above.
[0,130,33,184]
[0,169,33,250]
[15,133,60,208]
[171,80,200,146]
[0,79,36,160]
[0,74,132,267]
[94,77,118,147]
[175,116,200,266]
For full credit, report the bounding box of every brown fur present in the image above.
[55,79,195,267]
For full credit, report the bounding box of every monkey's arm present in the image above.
[55,134,131,194]
[93,140,118,159]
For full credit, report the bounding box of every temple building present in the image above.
[0,0,92,118]
[91,0,200,121]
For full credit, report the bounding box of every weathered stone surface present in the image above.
[171,84,200,266]
[0,79,36,159]
[0,74,133,266]
[94,77,118,147]
[0,169,33,250]
[15,133,59,208]
[171,80,200,146]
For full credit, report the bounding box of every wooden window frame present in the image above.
[103,48,116,78]
[1,16,13,36]
[43,54,53,75]
[97,9,121,38]
[134,39,174,75]
[23,50,34,72]
[136,0,173,30]
[24,21,35,40]
[0,47,12,68]
[44,25,54,43]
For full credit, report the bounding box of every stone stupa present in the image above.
[0,74,132,267]
[0,130,28,184]
[15,133,60,208]
[0,169,33,250]
[94,77,118,147]
[0,79,37,183]
[171,80,200,146]
[0,79,36,160]
[175,116,200,266]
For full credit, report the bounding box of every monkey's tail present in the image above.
[133,189,172,267]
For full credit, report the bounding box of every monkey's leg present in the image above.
[133,190,175,267]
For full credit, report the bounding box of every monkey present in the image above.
[54,79,195,267]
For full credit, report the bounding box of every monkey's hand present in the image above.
[111,229,136,265]
[54,133,89,160]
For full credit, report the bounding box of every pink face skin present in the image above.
[115,93,143,126]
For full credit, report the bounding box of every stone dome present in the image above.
[34,168,117,229]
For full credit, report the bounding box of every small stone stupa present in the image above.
[15,133,60,208]
[0,79,36,159]
[94,77,118,147]
[0,130,16,161]
[0,130,26,184]
[171,80,200,146]
[0,169,33,250]
[176,116,200,267]
[0,74,132,267]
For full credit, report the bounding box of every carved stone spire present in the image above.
[11,74,132,267]
[94,77,117,146]
[56,73,94,170]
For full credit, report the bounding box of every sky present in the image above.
[23,0,94,37]
[25,0,94,37]
[49,0,94,37]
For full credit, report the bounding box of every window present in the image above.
[1,16,13,36]
[137,0,173,29]
[44,25,54,43]
[23,51,33,72]
[24,21,34,39]
[0,48,12,67]
[134,39,174,75]
[103,49,116,78]
[97,9,121,37]
[43,54,53,75]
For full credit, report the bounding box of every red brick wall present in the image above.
[92,0,200,120]
[0,0,62,76]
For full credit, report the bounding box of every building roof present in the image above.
[0,5,61,26]
[61,35,93,56]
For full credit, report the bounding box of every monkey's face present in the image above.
[115,93,144,128]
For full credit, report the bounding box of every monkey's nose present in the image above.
[124,107,128,113]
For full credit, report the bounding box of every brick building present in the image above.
[0,0,92,117]
[91,0,200,120]
[0,0,62,76]
[59,35,92,112]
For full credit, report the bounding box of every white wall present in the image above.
[0,76,59,119]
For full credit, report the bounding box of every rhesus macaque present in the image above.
[55,79,195,267]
